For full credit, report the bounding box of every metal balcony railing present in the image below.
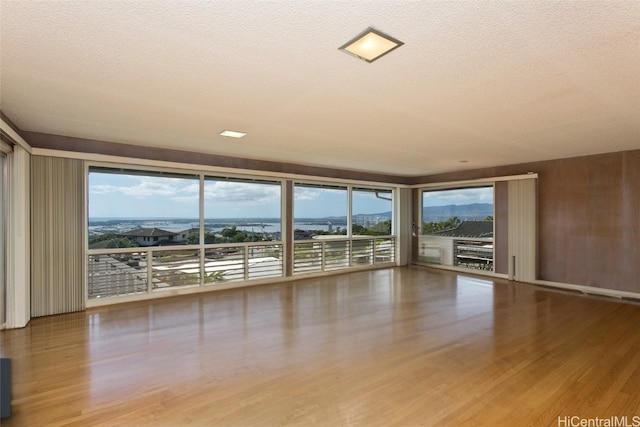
[88,242,284,299]
[88,237,395,300]
[293,236,395,275]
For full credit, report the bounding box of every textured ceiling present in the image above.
[1,0,639,176]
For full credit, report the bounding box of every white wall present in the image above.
[5,144,31,328]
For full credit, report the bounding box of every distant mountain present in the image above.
[423,203,493,222]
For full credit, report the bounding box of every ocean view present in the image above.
[88,217,353,236]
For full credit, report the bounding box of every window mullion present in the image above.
[199,174,205,286]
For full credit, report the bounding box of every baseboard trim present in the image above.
[533,279,640,304]
[412,262,509,280]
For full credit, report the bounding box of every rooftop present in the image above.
[121,228,178,237]
[432,220,493,239]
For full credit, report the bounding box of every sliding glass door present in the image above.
[419,185,496,272]
[417,178,535,280]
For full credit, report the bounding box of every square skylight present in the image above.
[339,27,404,63]
[219,130,247,139]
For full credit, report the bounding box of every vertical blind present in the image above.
[508,178,537,282]
[31,156,84,316]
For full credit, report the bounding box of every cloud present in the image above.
[89,184,119,195]
[89,175,281,217]
[90,177,199,199]
[423,187,494,205]
[294,188,320,201]
[204,181,281,206]
[294,187,345,201]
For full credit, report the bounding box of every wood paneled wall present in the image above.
[31,156,85,316]
[414,150,640,293]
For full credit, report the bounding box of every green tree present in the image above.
[444,216,461,229]
[422,217,461,235]
[186,231,199,245]
[89,233,122,244]
[105,237,136,248]
[186,231,217,244]
[204,232,216,244]
[232,231,248,242]
[370,220,391,235]
[221,226,237,239]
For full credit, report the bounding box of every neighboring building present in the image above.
[425,220,494,270]
[121,228,179,246]
[294,229,315,240]
[176,228,200,243]
[431,220,493,239]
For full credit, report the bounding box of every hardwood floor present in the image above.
[2,266,640,426]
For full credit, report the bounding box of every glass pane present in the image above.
[352,239,373,266]
[203,246,246,283]
[294,184,347,240]
[293,242,322,274]
[324,240,350,270]
[88,252,148,299]
[352,188,393,236]
[374,237,395,263]
[88,168,200,249]
[152,249,201,289]
[420,186,494,271]
[248,244,283,279]
[204,178,282,242]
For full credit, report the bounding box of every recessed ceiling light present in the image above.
[339,27,404,63]
[219,130,247,139]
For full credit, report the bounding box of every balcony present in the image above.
[418,235,494,272]
[293,236,395,275]
[88,236,395,300]
[88,242,284,299]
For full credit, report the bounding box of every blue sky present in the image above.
[89,173,200,218]
[88,173,392,219]
[89,172,490,219]
[294,187,392,218]
[422,186,493,207]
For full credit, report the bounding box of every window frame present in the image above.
[85,162,397,305]
[419,183,495,273]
